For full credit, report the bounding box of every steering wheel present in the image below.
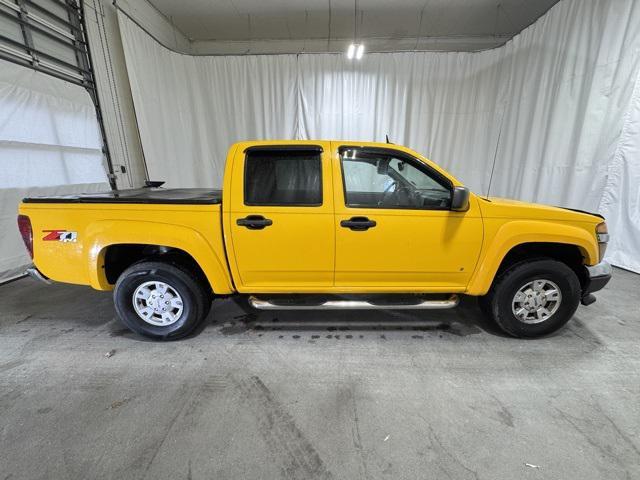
[378,181,397,206]
[394,184,414,206]
[379,182,415,207]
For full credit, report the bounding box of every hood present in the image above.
[478,196,603,223]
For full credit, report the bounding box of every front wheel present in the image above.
[114,261,210,340]
[481,259,581,338]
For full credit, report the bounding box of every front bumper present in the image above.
[581,261,612,305]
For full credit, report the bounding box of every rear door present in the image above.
[227,143,335,291]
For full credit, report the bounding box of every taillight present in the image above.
[596,222,608,262]
[17,215,33,259]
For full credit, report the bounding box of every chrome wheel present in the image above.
[132,281,184,326]
[511,279,562,324]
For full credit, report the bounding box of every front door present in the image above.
[227,144,335,291]
[333,145,483,291]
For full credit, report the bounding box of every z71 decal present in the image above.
[42,230,77,242]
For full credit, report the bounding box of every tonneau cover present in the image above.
[23,188,222,205]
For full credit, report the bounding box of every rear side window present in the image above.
[244,149,322,206]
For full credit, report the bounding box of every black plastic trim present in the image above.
[558,207,604,220]
[582,273,612,297]
[236,215,273,229]
[244,145,323,153]
[340,216,377,231]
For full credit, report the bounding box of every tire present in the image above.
[477,295,491,317]
[114,261,210,340]
[480,258,581,338]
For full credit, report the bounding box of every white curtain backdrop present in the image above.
[118,0,640,273]
[120,49,298,188]
[0,60,109,282]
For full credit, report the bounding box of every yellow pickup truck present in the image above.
[17,141,611,340]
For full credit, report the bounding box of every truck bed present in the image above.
[23,188,222,205]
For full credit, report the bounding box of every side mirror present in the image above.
[451,186,470,212]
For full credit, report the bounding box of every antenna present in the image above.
[385,134,390,143]
[486,108,505,199]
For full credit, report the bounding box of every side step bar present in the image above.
[248,294,459,310]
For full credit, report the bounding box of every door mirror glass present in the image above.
[451,186,470,212]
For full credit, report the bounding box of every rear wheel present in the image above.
[481,259,581,338]
[114,261,210,340]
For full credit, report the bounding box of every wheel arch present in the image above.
[103,244,212,292]
[84,220,234,294]
[467,221,597,296]
[494,242,587,288]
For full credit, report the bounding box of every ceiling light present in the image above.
[347,43,364,60]
[347,43,356,59]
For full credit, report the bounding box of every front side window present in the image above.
[244,149,322,206]
[341,149,451,209]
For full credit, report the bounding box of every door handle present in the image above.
[340,216,377,231]
[237,215,273,230]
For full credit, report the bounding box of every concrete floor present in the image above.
[0,268,639,480]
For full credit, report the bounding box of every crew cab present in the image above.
[17,141,612,340]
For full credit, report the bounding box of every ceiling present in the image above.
[147,0,563,53]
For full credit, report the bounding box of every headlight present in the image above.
[596,222,608,261]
